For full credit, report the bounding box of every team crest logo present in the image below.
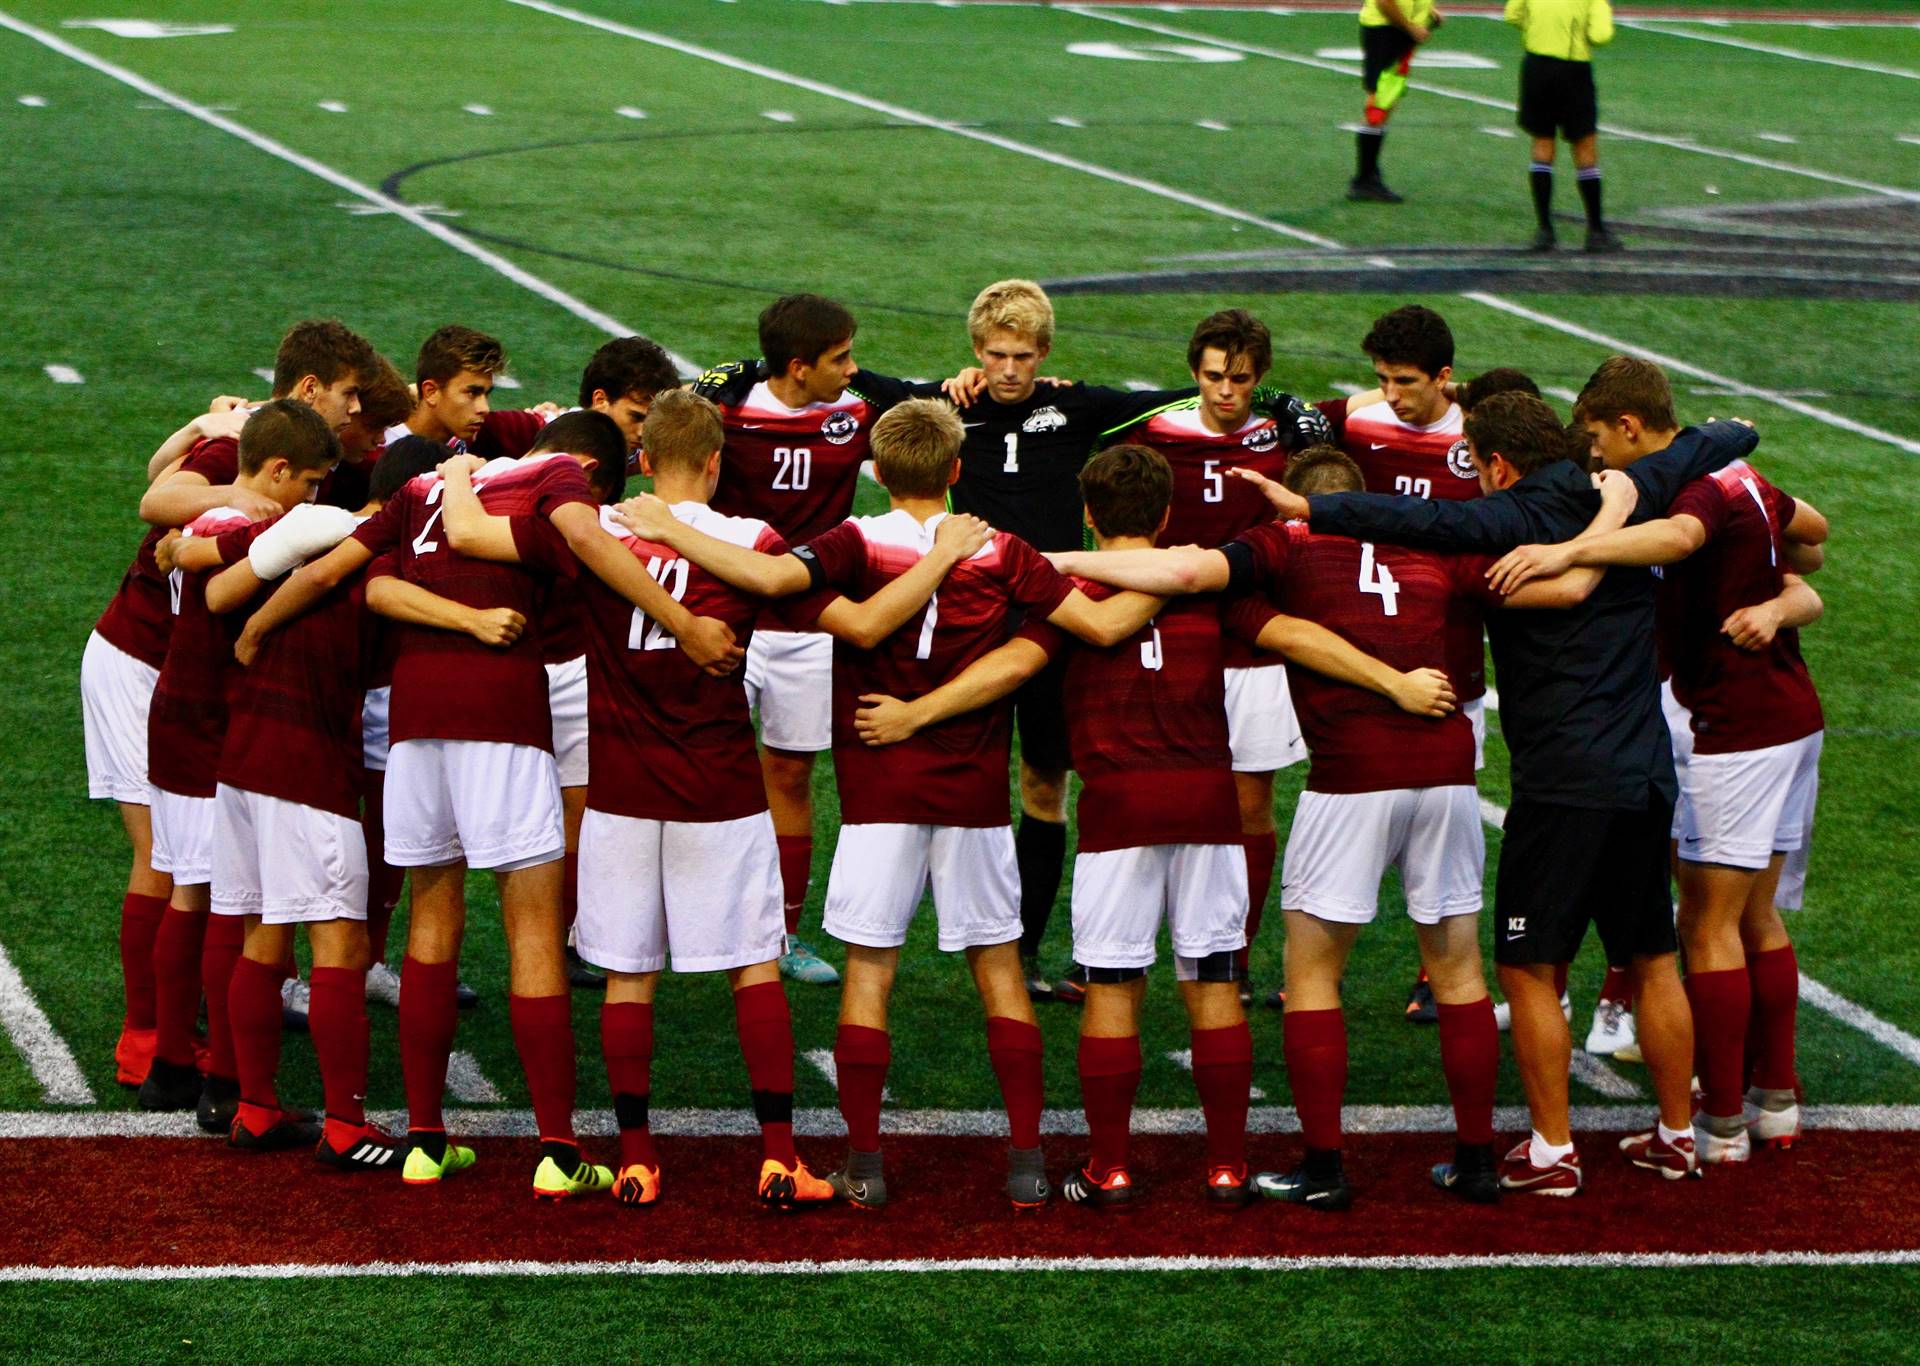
[1446,438,1475,479]
[820,410,860,445]
[1241,423,1279,453]
[1022,405,1067,434]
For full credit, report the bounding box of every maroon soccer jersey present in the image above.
[470,408,549,461]
[582,504,787,823]
[146,508,270,799]
[352,454,593,752]
[96,437,242,670]
[1661,462,1823,755]
[539,579,586,665]
[796,512,1074,827]
[1238,521,1478,795]
[1018,588,1246,853]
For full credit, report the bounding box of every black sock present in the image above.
[1015,816,1067,957]
[540,1138,582,1169]
[1529,162,1554,230]
[750,1088,795,1126]
[613,1092,650,1132]
[1577,166,1604,228]
[409,1129,447,1163]
[1304,1146,1345,1180]
[1356,128,1384,180]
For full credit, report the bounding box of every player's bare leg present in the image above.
[1416,917,1500,1201]
[1257,912,1358,1208]
[1016,760,1069,999]
[1739,855,1800,1147]
[398,862,469,1177]
[1624,950,1698,1168]
[1499,961,1572,1143]
[560,786,600,989]
[603,968,663,1203]
[114,798,171,1085]
[1678,859,1758,1155]
[1178,973,1255,1206]
[1234,773,1278,998]
[966,940,1049,1206]
[765,747,835,983]
[830,945,898,1207]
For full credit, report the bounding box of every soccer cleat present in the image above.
[1253,1164,1353,1210]
[1263,988,1287,1011]
[1061,1162,1136,1212]
[197,1074,241,1135]
[825,1149,887,1209]
[314,1123,402,1173]
[1528,227,1557,252]
[1499,1137,1583,1196]
[758,1158,834,1211]
[114,1025,157,1087]
[1237,980,1254,1008]
[533,1153,615,1200]
[565,945,605,991]
[1207,1165,1256,1210]
[1006,1145,1051,1210]
[1585,226,1626,253]
[1492,993,1572,1032]
[1052,965,1088,1006]
[281,976,310,1032]
[777,936,840,986]
[455,978,480,1010]
[1619,1128,1701,1180]
[1613,1040,1644,1064]
[364,961,402,1008]
[137,1057,204,1112]
[1405,976,1438,1025]
[401,1137,478,1186]
[1694,1115,1751,1165]
[614,1162,662,1207]
[1585,998,1636,1055]
[1020,955,1053,1002]
[1346,175,1404,204]
[1746,1089,1801,1150]
[1431,1143,1502,1204]
[228,1110,322,1153]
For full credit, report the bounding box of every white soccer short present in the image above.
[211,784,368,924]
[824,823,1021,953]
[81,631,160,804]
[149,787,217,886]
[744,629,832,753]
[383,738,564,871]
[1071,842,1248,977]
[1676,731,1823,872]
[1224,665,1306,773]
[1464,695,1487,772]
[1660,679,1694,838]
[1281,785,1484,925]
[361,686,391,772]
[546,656,589,788]
[575,808,784,974]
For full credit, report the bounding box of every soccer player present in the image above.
[575,334,683,464]
[693,294,927,986]
[88,321,373,1087]
[1506,0,1620,252]
[388,323,542,456]
[1107,310,1330,997]
[134,401,345,1121]
[1350,0,1441,202]
[857,444,1457,1210]
[1249,391,1760,1190]
[1490,357,1827,1160]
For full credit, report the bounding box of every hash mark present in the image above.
[1195,119,1229,131]
[615,106,647,119]
[317,99,347,113]
[1480,125,1517,138]
[44,364,84,384]
[462,103,493,116]
[252,368,275,383]
[762,109,796,123]
[18,95,47,106]
[1051,116,1085,128]
[1755,132,1798,144]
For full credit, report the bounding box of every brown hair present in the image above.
[1080,443,1173,540]
[1461,367,1540,412]
[759,294,856,377]
[869,399,963,499]
[1573,356,1678,432]
[415,324,505,395]
[271,319,375,398]
[238,398,341,476]
[579,335,681,407]
[1282,444,1365,496]
[1186,308,1272,379]
[1464,392,1581,478]
[1362,304,1454,377]
[967,279,1054,351]
[640,389,725,477]
[355,351,414,431]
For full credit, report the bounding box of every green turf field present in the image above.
[2,0,1917,1353]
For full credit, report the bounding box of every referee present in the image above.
[1506,0,1620,251]
[1350,0,1440,204]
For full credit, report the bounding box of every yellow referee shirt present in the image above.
[1504,0,1614,61]
[1360,0,1436,30]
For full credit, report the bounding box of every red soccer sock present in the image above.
[1598,964,1633,1006]
[1553,962,1570,999]
[734,981,798,1166]
[1241,832,1277,974]
[119,893,168,1030]
[776,835,812,936]
[1436,997,1498,1146]
[309,966,369,1127]
[1078,1033,1141,1179]
[1191,1021,1254,1175]
[151,907,207,1067]
[1687,967,1752,1119]
[509,993,579,1145]
[228,955,285,1125]
[834,1024,890,1153]
[987,1016,1045,1150]
[1283,1007,1348,1153]
[398,956,459,1134]
[561,850,580,934]
[602,999,657,1169]
[199,913,245,1082]
[1746,945,1800,1093]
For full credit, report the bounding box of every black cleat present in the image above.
[137,1057,202,1112]
[1405,976,1438,1025]
[1021,955,1053,1002]
[1060,1161,1135,1212]
[315,1122,403,1173]
[455,979,480,1010]
[228,1110,323,1153]
[1253,1162,1353,1211]
[1584,226,1625,253]
[197,1074,240,1134]
[1346,175,1404,204]
[565,946,605,991]
[1431,1142,1502,1204]
[1052,964,1088,1006]
[1528,227,1557,252]
[1207,1165,1256,1210]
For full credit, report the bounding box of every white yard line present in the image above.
[803,1047,839,1087]
[1569,1049,1642,1099]
[1799,975,1920,1068]
[0,8,700,376]
[1618,20,1920,82]
[0,942,94,1106]
[445,1051,505,1104]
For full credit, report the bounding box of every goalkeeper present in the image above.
[1349,0,1439,204]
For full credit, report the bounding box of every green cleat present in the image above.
[778,936,840,985]
[533,1153,615,1200]
[402,1137,477,1186]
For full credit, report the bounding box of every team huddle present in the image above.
[79,281,1826,1212]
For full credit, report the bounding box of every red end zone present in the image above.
[7,1131,1916,1273]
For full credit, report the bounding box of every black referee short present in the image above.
[1012,647,1072,775]
[1517,53,1599,141]
[1493,793,1677,968]
[1361,22,1416,92]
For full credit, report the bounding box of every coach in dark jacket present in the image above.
[1246,391,1756,1188]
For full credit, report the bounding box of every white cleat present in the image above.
[1746,1090,1801,1150]
[1585,998,1636,1056]
[1493,993,1571,1033]
[1695,1118,1752,1164]
[365,961,402,1007]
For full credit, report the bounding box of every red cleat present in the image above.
[114,1025,157,1087]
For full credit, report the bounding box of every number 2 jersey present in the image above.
[792,511,1075,828]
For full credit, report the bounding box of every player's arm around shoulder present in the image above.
[856,636,1053,748]
[611,494,812,598]
[816,513,992,650]
[1252,610,1457,718]
[1049,546,1231,596]
[1046,585,1165,648]
[367,577,524,648]
[1724,572,1821,652]
[437,454,522,562]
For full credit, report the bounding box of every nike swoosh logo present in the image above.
[1369,441,1389,450]
[963,422,988,429]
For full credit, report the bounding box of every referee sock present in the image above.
[1576,165,1604,229]
[1015,815,1067,957]
[1437,998,1498,1146]
[509,992,579,1144]
[119,892,167,1031]
[151,906,206,1067]
[1530,162,1555,231]
[1191,1021,1254,1175]
[1685,967,1751,1120]
[987,1016,1045,1150]
[398,955,459,1134]
[1356,126,1385,181]
[602,999,657,1169]
[309,966,369,1128]
[775,835,812,935]
[1745,945,1800,1093]
[834,1024,891,1153]
[734,981,799,1166]
[1283,1006,1347,1152]
[228,954,285,1126]
[199,912,245,1083]
[1079,1032,1142,1180]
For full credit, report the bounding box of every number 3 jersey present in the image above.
[582,503,789,823]
[792,511,1074,829]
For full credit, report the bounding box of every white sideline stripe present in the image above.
[445,1051,504,1104]
[43,364,83,383]
[1070,7,1920,203]
[8,1248,1920,1283]
[0,943,94,1106]
[1799,974,1920,1068]
[1165,1048,1267,1099]
[0,9,701,378]
[14,1103,1920,1141]
[1569,1050,1641,1100]
[1619,21,1920,82]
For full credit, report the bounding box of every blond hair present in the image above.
[966,279,1054,352]
[640,389,724,476]
[870,399,964,498]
